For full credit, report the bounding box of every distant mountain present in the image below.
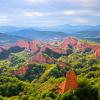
[73,29,100,43]
[0,25,100,43]
[74,29,100,38]
[37,24,100,33]
[0,33,27,46]
[32,24,100,43]
[1,25,100,34]
[6,29,67,40]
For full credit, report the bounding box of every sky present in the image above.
[0,0,100,27]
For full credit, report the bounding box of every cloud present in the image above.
[23,11,50,17]
[63,10,76,15]
[63,9,100,17]
[0,0,99,26]
[25,0,48,3]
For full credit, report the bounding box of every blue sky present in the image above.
[0,0,100,27]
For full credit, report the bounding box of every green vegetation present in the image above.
[0,45,100,100]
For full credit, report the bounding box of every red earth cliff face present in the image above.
[40,44,66,54]
[30,40,41,53]
[15,37,100,58]
[16,40,41,54]
[32,52,54,63]
[75,42,100,57]
[59,69,78,94]
[15,66,29,75]
[16,40,30,49]
[94,47,100,58]
[60,37,78,49]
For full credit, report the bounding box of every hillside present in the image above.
[0,37,100,100]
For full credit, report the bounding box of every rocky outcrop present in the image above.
[94,47,100,58]
[1,37,100,60]
[59,69,78,94]
[75,42,100,57]
[32,52,54,63]
[16,40,30,49]
[16,40,41,54]
[14,37,100,58]
[30,40,41,54]
[15,66,29,75]
[61,37,78,49]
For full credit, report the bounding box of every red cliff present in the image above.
[15,66,29,75]
[94,47,100,58]
[40,44,66,54]
[30,40,41,53]
[59,69,78,94]
[61,37,78,49]
[16,40,30,49]
[32,52,54,63]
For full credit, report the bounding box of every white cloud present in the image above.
[63,9,100,17]
[64,10,76,15]
[25,0,48,3]
[23,12,49,17]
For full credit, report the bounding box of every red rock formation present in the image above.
[15,66,28,75]
[16,40,30,49]
[75,42,88,52]
[2,37,100,61]
[32,52,54,63]
[94,47,100,58]
[61,37,78,49]
[59,69,78,94]
[16,40,41,54]
[40,45,49,52]
[40,44,66,54]
[30,40,41,53]
[50,47,66,54]
[32,53,46,63]
[75,42,100,57]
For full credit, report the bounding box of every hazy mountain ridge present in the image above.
[0,25,100,45]
[37,24,100,33]
[7,29,67,40]
[0,33,27,46]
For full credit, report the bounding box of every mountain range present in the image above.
[0,33,27,46]
[0,24,100,45]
